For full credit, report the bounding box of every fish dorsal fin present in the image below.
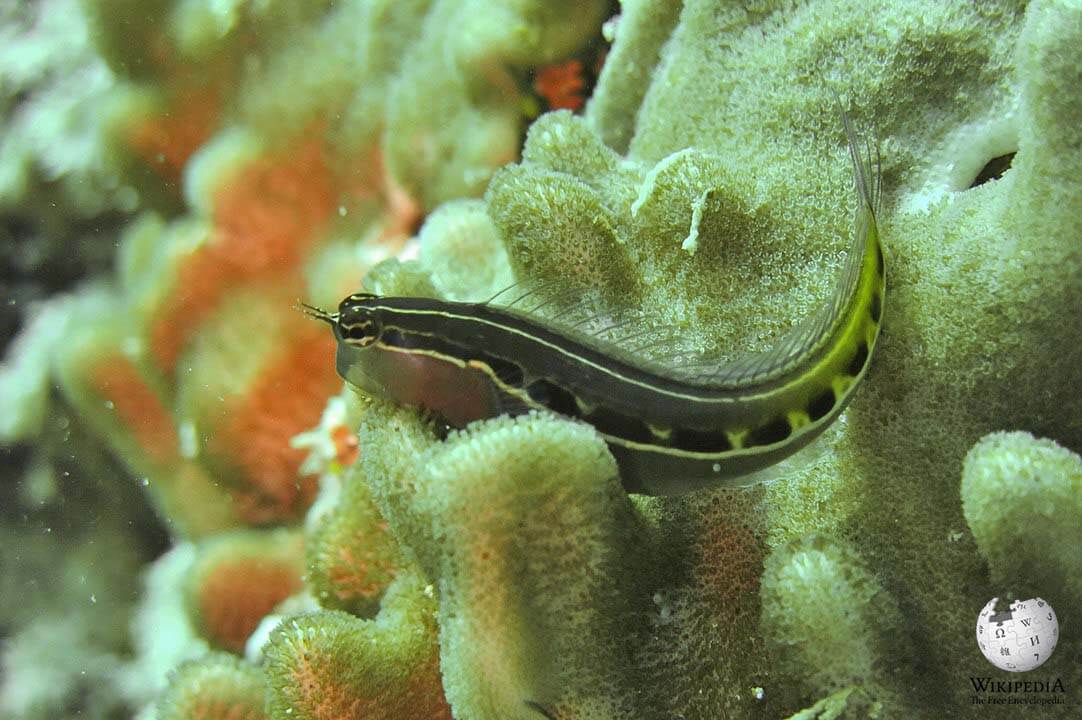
[482,112,881,391]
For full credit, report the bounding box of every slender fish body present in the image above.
[317,118,884,495]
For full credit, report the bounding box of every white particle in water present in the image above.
[179,421,199,458]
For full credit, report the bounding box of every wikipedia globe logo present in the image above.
[976,597,1058,672]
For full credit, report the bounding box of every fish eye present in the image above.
[340,319,379,346]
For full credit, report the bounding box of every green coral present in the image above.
[384,0,610,209]
[586,1,683,154]
[761,536,915,716]
[360,402,647,718]
[4,0,1082,718]
[962,432,1082,606]
[306,459,404,617]
[157,653,269,720]
[416,199,515,301]
[351,0,1082,716]
[263,571,451,719]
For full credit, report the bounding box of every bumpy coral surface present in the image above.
[2,0,1080,719]
[351,1,1080,716]
[962,432,1082,605]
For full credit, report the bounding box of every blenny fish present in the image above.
[308,116,884,495]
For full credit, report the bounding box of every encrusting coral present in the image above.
[1,0,614,717]
[305,454,405,618]
[183,529,306,655]
[1,0,1080,718]
[355,3,1078,717]
[263,571,452,720]
[961,432,1082,604]
[157,652,270,720]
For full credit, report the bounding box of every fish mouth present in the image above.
[335,342,389,396]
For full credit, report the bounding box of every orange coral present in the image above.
[287,644,365,719]
[198,558,302,653]
[694,508,764,607]
[149,249,234,373]
[321,523,397,606]
[212,131,337,275]
[533,60,586,112]
[306,459,404,615]
[149,128,337,373]
[267,605,453,720]
[121,27,234,183]
[128,82,223,182]
[288,645,451,720]
[89,355,180,466]
[193,534,306,654]
[331,425,360,468]
[212,327,339,524]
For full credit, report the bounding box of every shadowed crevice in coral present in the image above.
[968,151,1015,187]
